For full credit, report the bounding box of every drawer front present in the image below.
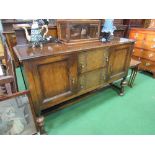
[132,55,141,61]
[139,58,155,69]
[143,41,155,51]
[142,50,155,61]
[78,68,107,91]
[133,57,155,73]
[145,34,155,42]
[78,48,109,73]
[133,48,144,57]
[133,48,155,61]
[129,32,145,41]
[135,40,144,48]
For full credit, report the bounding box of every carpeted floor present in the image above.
[16,68,155,135]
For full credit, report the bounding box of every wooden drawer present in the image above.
[141,59,154,67]
[142,50,155,61]
[133,48,144,57]
[135,40,144,48]
[78,48,109,74]
[132,52,155,75]
[78,68,107,91]
[139,58,155,70]
[129,31,145,41]
[143,41,155,51]
[132,55,142,62]
[145,34,155,42]
[133,48,155,61]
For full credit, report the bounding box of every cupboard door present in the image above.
[78,48,109,73]
[108,45,133,81]
[31,54,77,108]
[78,68,107,91]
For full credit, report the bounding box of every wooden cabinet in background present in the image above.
[14,39,134,115]
[2,32,20,67]
[2,24,58,67]
[113,19,127,38]
[124,19,146,37]
[129,28,155,77]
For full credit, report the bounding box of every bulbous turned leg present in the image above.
[36,116,47,135]
[119,77,127,96]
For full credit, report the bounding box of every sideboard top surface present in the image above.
[14,38,134,61]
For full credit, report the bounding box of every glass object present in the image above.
[101,19,116,42]
[57,20,101,44]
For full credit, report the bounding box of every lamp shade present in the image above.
[102,19,116,35]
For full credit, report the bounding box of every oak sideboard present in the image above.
[14,38,134,117]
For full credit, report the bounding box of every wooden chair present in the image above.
[128,58,141,87]
[2,31,20,67]
[0,41,18,96]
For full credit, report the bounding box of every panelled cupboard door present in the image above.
[78,48,109,73]
[30,54,78,108]
[78,68,107,91]
[107,45,133,81]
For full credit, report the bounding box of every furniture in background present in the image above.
[129,28,155,78]
[128,59,141,87]
[1,19,32,31]
[0,42,17,95]
[2,20,58,67]
[0,90,38,135]
[57,19,101,44]
[113,19,128,38]
[123,19,146,37]
[2,31,20,67]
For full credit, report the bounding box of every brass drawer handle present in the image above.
[105,57,108,62]
[145,62,150,66]
[134,33,138,38]
[151,45,155,48]
[149,54,153,58]
[80,85,84,89]
[80,63,85,69]
[71,77,75,84]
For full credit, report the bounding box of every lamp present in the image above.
[101,19,116,42]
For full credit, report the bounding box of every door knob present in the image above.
[105,57,109,62]
[71,77,75,84]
